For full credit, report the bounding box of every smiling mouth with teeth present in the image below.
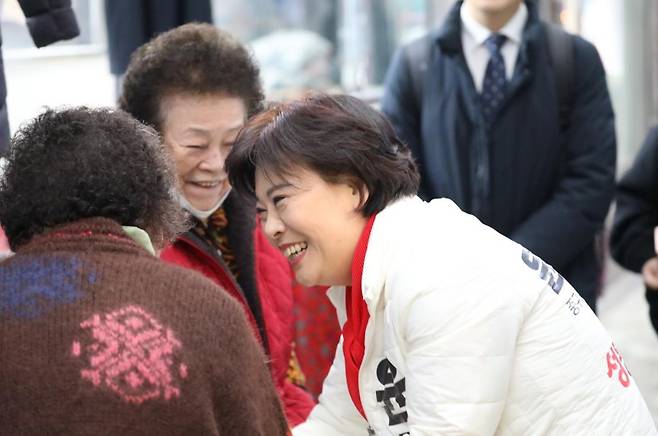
[193,181,220,188]
[284,242,308,260]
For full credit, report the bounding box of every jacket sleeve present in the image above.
[510,38,616,271]
[381,45,423,181]
[610,127,658,273]
[17,0,80,48]
[293,336,368,435]
[401,286,521,435]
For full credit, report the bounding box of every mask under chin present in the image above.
[178,187,232,220]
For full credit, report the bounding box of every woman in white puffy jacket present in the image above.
[226,93,656,436]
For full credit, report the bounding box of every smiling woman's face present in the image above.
[161,93,246,211]
[255,167,368,287]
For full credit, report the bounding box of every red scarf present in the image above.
[342,214,376,419]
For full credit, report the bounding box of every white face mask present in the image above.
[178,187,232,220]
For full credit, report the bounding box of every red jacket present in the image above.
[160,199,315,427]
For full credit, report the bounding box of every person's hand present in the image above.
[641,257,658,290]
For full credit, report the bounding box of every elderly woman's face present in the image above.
[161,93,246,211]
[255,166,368,287]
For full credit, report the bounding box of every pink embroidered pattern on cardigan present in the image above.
[72,305,188,404]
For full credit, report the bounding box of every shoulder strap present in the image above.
[543,22,575,131]
[404,36,433,112]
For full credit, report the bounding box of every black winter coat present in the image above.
[0,0,79,155]
[381,0,616,310]
[610,126,658,334]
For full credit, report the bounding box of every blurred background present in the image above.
[3,0,658,170]
[2,0,657,423]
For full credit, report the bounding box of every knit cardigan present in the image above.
[0,218,289,435]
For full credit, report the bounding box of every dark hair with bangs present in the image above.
[119,22,264,131]
[226,93,419,216]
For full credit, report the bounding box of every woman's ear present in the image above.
[350,182,369,210]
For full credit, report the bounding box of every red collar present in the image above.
[342,214,376,419]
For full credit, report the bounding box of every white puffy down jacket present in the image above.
[293,196,656,436]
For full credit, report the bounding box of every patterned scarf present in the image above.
[286,347,307,387]
[192,206,238,278]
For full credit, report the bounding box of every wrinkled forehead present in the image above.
[158,91,247,131]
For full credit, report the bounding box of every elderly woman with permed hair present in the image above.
[119,23,316,425]
[0,107,289,435]
[225,93,656,435]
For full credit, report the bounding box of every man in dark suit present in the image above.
[382,0,616,312]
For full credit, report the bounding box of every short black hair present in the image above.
[226,93,419,216]
[0,107,185,250]
[119,22,264,131]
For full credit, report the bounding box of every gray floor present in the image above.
[599,260,658,425]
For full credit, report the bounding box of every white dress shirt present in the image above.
[460,3,528,92]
